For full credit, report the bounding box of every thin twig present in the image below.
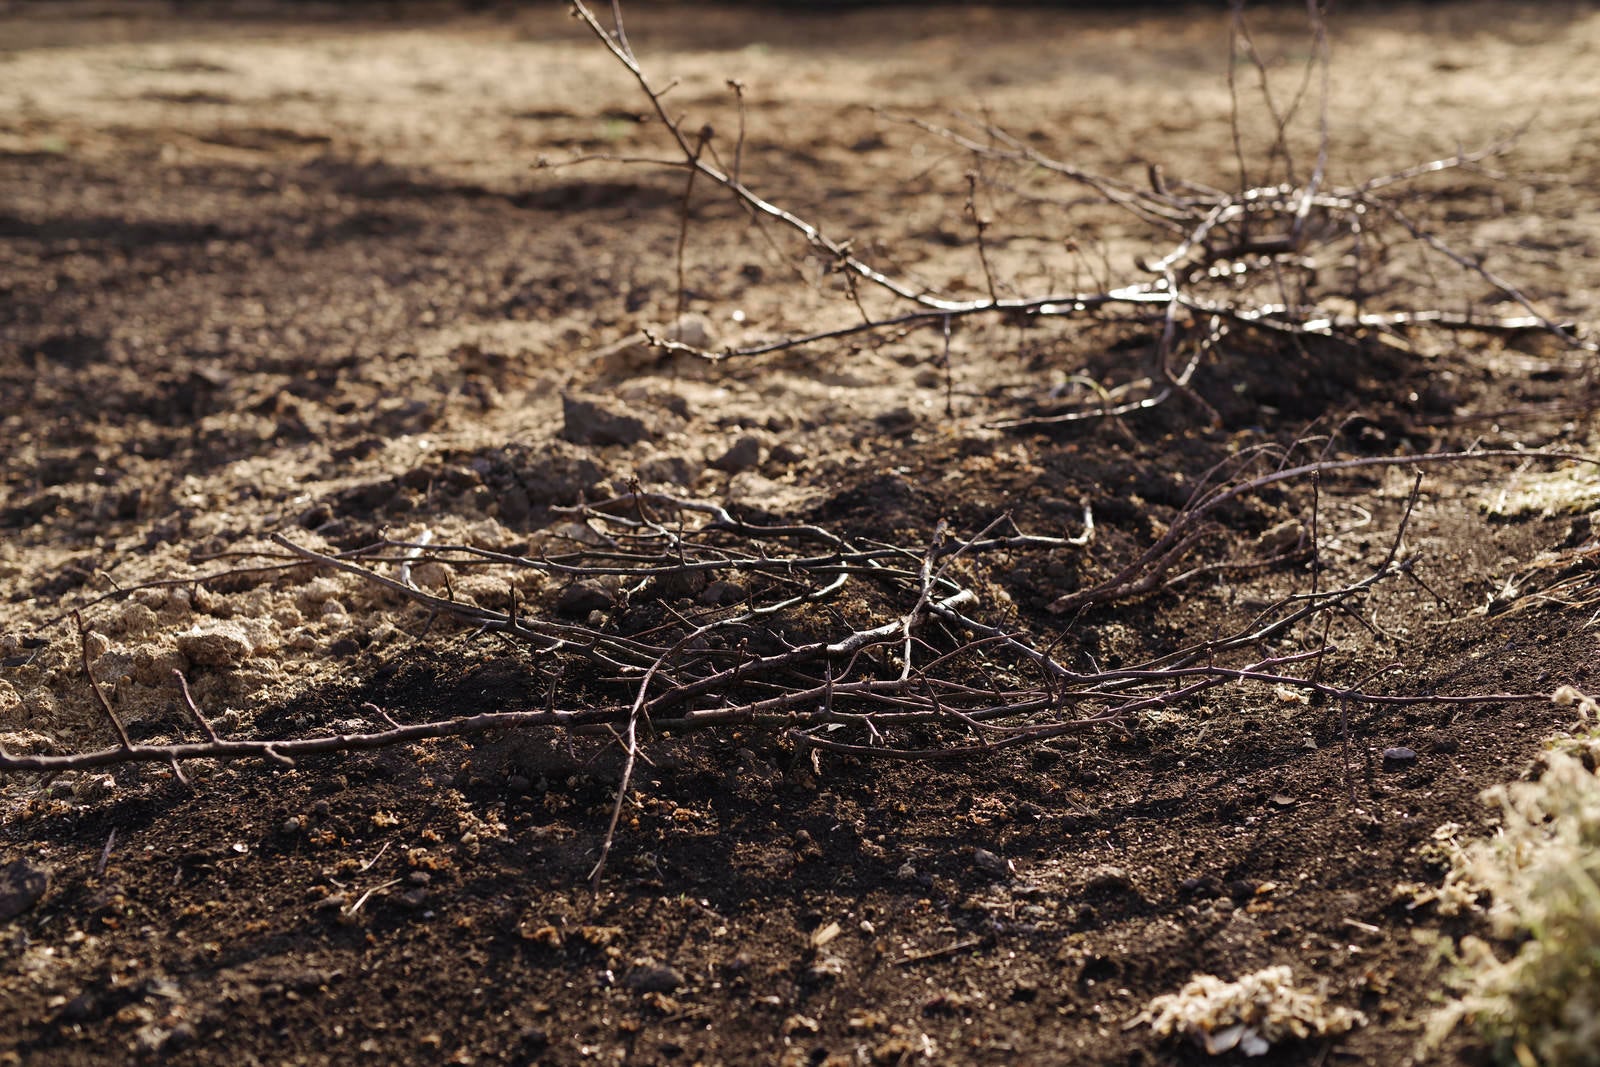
[74,612,132,753]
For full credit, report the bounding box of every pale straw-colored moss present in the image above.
[1426,690,1600,1065]
[1139,965,1364,1057]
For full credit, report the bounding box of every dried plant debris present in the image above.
[1473,515,1600,618]
[1423,696,1600,1066]
[1137,965,1365,1057]
[563,0,1594,431]
[1482,464,1600,519]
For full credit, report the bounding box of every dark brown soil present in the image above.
[5,3,1600,1064]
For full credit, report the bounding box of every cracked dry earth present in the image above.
[5,2,1600,1064]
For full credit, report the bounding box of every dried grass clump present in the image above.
[1138,965,1364,1057]
[1483,466,1600,520]
[1426,696,1600,1066]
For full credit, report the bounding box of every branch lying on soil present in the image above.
[6,449,1589,779]
[8,451,1594,886]
[557,0,1592,428]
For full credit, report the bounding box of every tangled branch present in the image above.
[554,0,1590,428]
[8,451,1593,885]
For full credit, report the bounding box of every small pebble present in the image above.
[668,312,713,349]
[58,992,97,1023]
[1083,865,1133,893]
[175,622,254,668]
[625,965,685,994]
[698,580,747,606]
[328,636,361,658]
[0,858,50,921]
[558,579,613,617]
[710,435,763,474]
[164,1022,197,1050]
[972,848,1013,878]
[1382,746,1418,768]
[76,776,115,803]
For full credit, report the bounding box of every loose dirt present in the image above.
[4,2,1600,1064]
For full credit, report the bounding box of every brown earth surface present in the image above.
[5,2,1600,1064]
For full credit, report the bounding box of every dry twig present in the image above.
[8,451,1593,882]
[553,0,1590,428]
